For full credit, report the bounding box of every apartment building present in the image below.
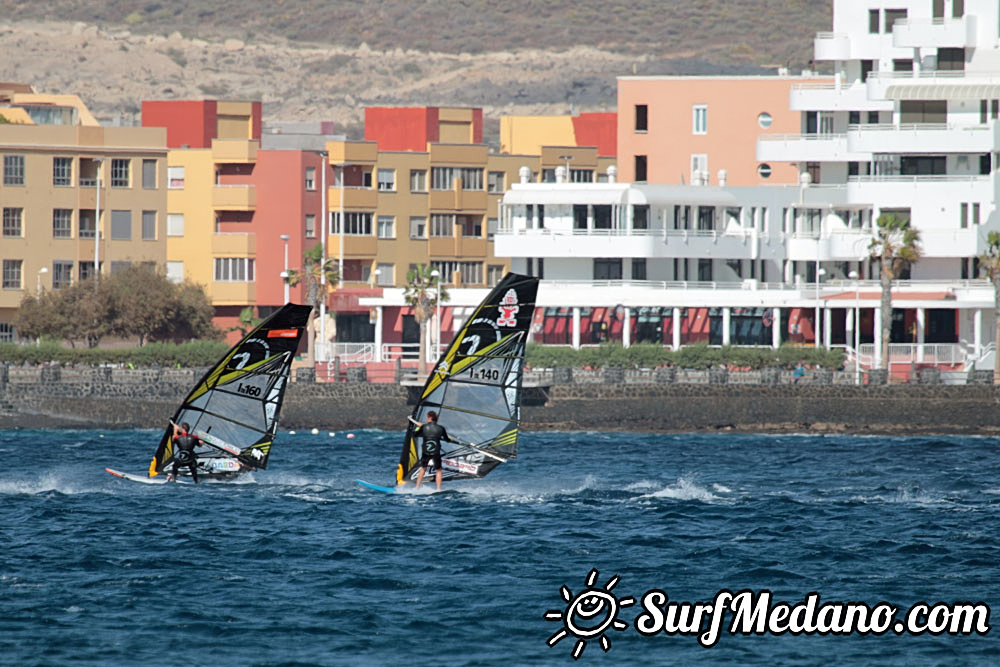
[0,86,167,340]
[482,0,1000,376]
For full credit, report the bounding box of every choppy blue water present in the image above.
[1,429,997,665]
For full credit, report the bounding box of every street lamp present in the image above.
[849,270,860,385]
[559,154,573,181]
[93,157,104,288]
[280,234,290,304]
[37,266,48,296]
[318,150,328,363]
[814,266,826,348]
[430,269,441,357]
[371,267,381,288]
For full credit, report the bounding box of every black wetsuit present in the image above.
[171,432,200,483]
[416,422,454,470]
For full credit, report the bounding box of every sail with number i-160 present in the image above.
[106,303,311,484]
[394,272,539,488]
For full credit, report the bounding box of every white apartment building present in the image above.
[485,0,1000,375]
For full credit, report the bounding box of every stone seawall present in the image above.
[2,377,1000,434]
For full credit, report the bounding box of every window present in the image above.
[142,159,156,189]
[487,217,498,240]
[900,155,946,175]
[167,213,184,237]
[110,210,131,240]
[431,167,483,190]
[633,205,649,230]
[487,264,504,286]
[53,209,73,238]
[861,60,875,82]
[893,59,913,72]
[0,323,13,342]
[632,258,647,281]
[569,169,593,183]
[375,263,394,286]
[867,111,880,124]
[166,261,184,284]
[142,210,156,240]
[3,208,23,237]
[78,261,97,282]
[410,169,427,192]
[973,202,981,225]
[377,216,395,238]
[938,48,965,71]
[3,155,25,185]
[960,203,968,229]
[111,261,131,275]
[758,163,772,179]
[806,162,821,184]
[410,216,426,239]
[214,257,255,282]
[884,9,907,32]
[53,157,72,186]
[693,105,707,134]
[487,171,505,193]
[305,167,316,191]
[79,211,96,239]
[331,211,373,235]
[868,9,880,33]
[691,154,707,183]
[377,169,395,191]
[953,0,964,18]
[168,166,185,189]
[541,168,556,183]
[698,258,713,282]
[757,112,773,129]
[430,214,454,237]
[2,259,22,289]
[431,260,482,285]
[574,205,588,230]
[111,158,130,187]
[305,214,316,238]
[52,261,73,289]
[634,155,648,182]
[635,104,648,132]
[593,258,622,280]
[849,111,861,125]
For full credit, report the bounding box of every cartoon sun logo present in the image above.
[544,569,635,660]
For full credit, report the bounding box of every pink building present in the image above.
[617,76,825,186]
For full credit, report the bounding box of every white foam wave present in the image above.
[642,476,719,502]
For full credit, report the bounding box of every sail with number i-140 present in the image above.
[390,272,539,490]
[106,302,311,484]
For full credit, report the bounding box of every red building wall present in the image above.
[572,112,617,157]
[141,100,217,148]
[365,107,439,152]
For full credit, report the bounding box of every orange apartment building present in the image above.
[0,85,167,340]
[616,75,826,186]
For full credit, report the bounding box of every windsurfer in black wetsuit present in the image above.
[167,421,200,483]
[414,410,456,491]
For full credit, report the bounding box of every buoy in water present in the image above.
[329,432,336,437]
[347,433,355,439]
[311,428,319,435]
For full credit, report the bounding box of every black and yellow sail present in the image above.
[396,273,539,486]
[149,303,311,479]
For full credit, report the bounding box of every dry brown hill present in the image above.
[0,1,831,140]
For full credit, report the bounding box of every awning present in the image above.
[884,83,1000,100]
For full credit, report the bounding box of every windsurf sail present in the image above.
[396,272,539,487]
[148,303,312,478]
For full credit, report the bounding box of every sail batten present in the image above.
[396,273,539,486]
[148,303,311,479]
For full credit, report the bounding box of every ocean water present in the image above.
[1,429,997,666]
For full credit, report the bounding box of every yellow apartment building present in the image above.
[0,88,167,341]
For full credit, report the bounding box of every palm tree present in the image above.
[869,212,921,371]
[403,264,449,376]
[286,242,339,365]
[978,230,1000,383]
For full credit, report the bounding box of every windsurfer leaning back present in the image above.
[168,422,200,483]
[414,411,456,491]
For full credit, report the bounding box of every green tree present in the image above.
[106,265,177,345]
[869,212,921,370]
[60,279,117,347]
[227,306,261,338]
[286,242,339,365]
[403,264,449,376]
[979,230,1000,384]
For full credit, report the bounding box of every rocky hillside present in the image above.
[0,1,830,140]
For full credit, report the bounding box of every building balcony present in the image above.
[846,175,992,208]
[757,133,865,163]
[428,189,488,212]
[212,184,257,210]
[494,228,762,260]
[893,16,976,49]
[328,186,377,209]
[212,232,256,255]
[814,32,850,61]
[212,281,257,305]
[327,141,378,165]
[328,234,377,257]
[212,139,259,163]
[846,123,1000,154]
[789,82,893,112]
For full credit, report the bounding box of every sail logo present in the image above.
[497,289,519,327]
[544,569,635,660]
